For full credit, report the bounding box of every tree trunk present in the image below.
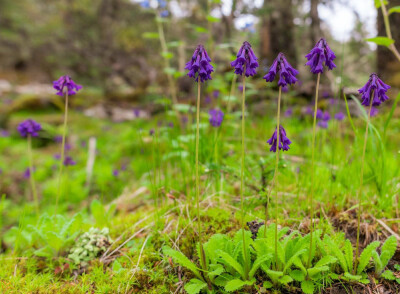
[377,0,400,85]
[259,0,297,67]
[310,0,321,46]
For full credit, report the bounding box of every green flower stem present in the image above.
[240,73,249,279]
[195,82,208,273]
[379,0,400,63]
[55,91,69,215]
[308,72,321,268]
[27,135,39,217]
[354,94,374,273]
[264,87,283,242]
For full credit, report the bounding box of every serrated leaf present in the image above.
[263,281,273,289]
[184,279,208,294]
[278,275,293,285]
[380,236,398,270]
[301,280,315,294]
[314,255,337,267]
[365,37,394,48]
[357,241,380,274]
[217,250,245,279]
[344,272,362,281]
[382,270,396,280]
[224,279,254,292]
[249,254,271,278]
[163,246,203,281]
[290,269,305,282]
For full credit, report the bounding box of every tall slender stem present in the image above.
[240,74,249,279]
[55,92,69,215]
[264,87,283,241]
[195,82,207,272]
[308,72,321,268]
[354,95,374,273]
[380,0,400,63]
[27,135,39,217]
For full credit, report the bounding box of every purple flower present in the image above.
[281,85,289,93]
[305,38,336,74]
[263,53,299,87]
[181,115,189,125]
[213,90,219,98]
[140,0,150,8]
[53,75,82,96]
[284,108,293,117]
[54,136,63,143]
[321,111,331,122]
[158,0,167,8]
[54,154,61,160]
[316,109,323,119]
[267,125,292,152]
[17,119,42,138]
[317,120,328,129]
[209,109,224,127]
[238,85,244,92]
[370,107,379,117]
[167,122,174,128]
[24,167,35,179]
[112,169,119,177]
[185,45,213,83]
[133,108,140,118]
[205,95,212,104]
[63,156,76,166]
[160,10,169,17]
[149,129,155,136]
[305,107,313,116]
[358,73,390,107]
[334,112,345,121]
[231,41,259,77]
[0,130,9,137]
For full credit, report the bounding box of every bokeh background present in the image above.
[0,0,399,116]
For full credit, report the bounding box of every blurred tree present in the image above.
[310,0,321,45]
[259,0,297,67]
[377,0,400,84]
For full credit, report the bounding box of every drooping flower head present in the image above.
[209,109,224,127]
[17,119,42,138]
[317,120,328,129]
[316,109,323,119]
[185,45,213,83]
[53,75,82,96]
[358,73,390,107]
[263,53,299,87]
[317,111,330,128]
[267,125,292,152]
[305,38,336,74]
[231,41,259,77]
[334,112,345,121]
[284,108,293,117]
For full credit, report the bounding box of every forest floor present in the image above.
[0,100,400,293]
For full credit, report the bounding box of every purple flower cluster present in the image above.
[231,41,259,77]
[263,53,299,87]
[358,73,390,107]
[185,45,214,83]
[17,119,42,138]
[53,75,82,96]
[305,38,336,74]
[209,109,224,127]
[63,156,76,166]
[317,110,331,129]
[334,112,345,121]
[267,126,292,152]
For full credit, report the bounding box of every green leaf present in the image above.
[382,270,396,280]
[389,6,400,14]
[224,279,254,292]
[375,0,388,8]
[163,67,177,75]
[344,272,362,281]
[263,281,273,289]
[301,280,315,294]
[163,246,203,281]
[217,250,245,279]
[307,266,329,277]
[365,37,394,48]
[290,269,305,282]
[248,254,272,278]
[344,240,354,273]
[384,92,400,136]
[357,241,380,274]
[206,15,220,23]
[380,236,398,270]
[161,51,173,59]
[184,279,208,294]
[278,275,293,285]
[314,255,337,268]
[112,259,125,273]
[194,26,208,33]
[142,32,160,39]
